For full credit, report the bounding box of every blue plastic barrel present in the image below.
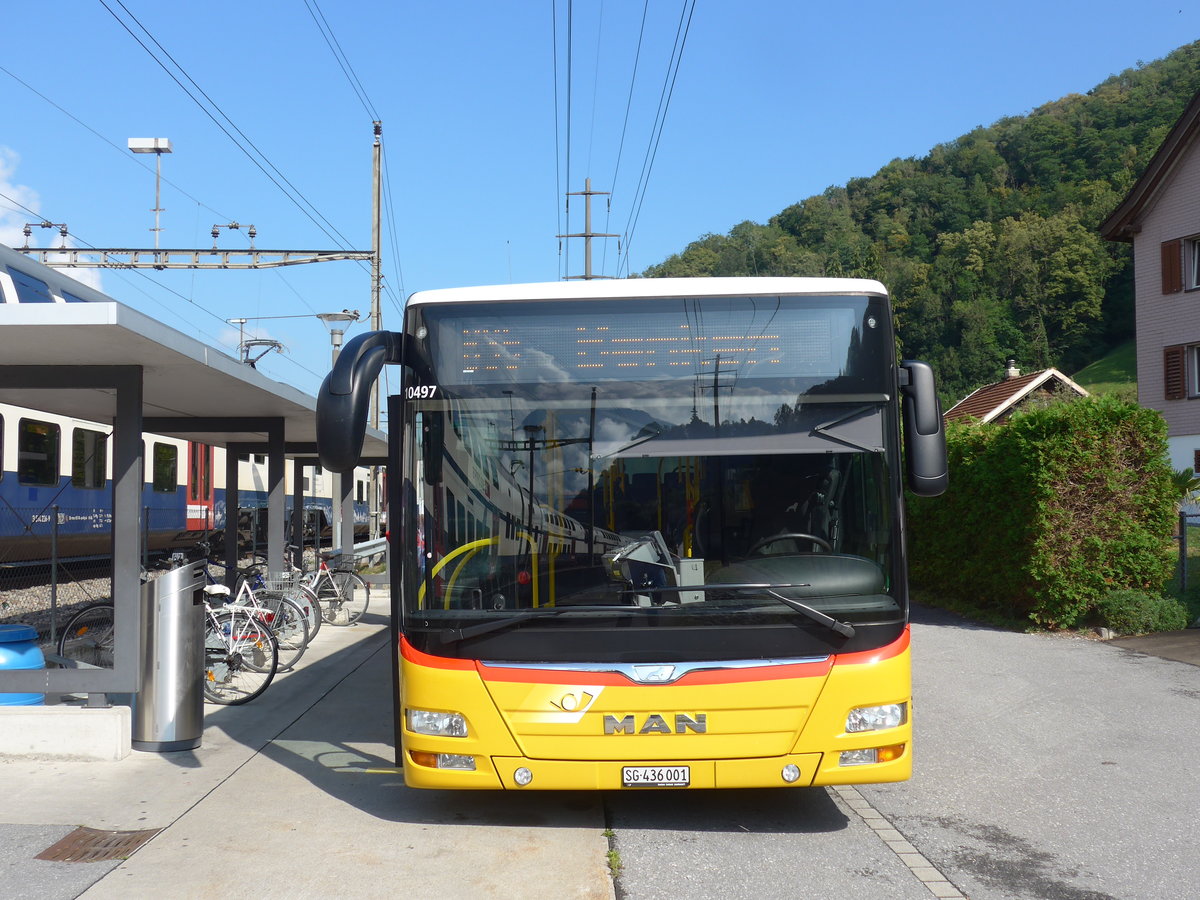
[0,624,46,706]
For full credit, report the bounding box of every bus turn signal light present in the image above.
[839,744,906,766]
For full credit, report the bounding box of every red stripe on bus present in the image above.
[399,637,476,670]
[834,627,910,666]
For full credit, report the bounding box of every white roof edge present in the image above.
[408,277,889,305]
[107,303,321,410]
[0,301,320,412]
[978,368,1090,424]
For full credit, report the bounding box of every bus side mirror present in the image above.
[422,412,444,485]
[899,360,948,497]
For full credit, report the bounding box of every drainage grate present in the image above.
[35,826,161,863]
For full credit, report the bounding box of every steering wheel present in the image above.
[748,532,832,555]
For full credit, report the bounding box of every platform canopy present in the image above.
[0,301,385,453]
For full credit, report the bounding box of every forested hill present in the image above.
[644,41,1200,404]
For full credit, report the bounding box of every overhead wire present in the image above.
[302,0,406,329]
[618,0,696,276]
[565,0,575,280]
[585,0,606,177]
[0,63,237,226]
[551,0,564,279]
[303,0,380,121]
[0,186,328,382]
[601,0,649,277]
[100,0,359,252]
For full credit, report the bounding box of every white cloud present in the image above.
[0,146,104,292]
[0,146,40,247]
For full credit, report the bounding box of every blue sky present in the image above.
[1,1,1196,404]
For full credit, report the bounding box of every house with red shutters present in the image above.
[1102,90,1200,472]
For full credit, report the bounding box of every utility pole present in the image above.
[698,355,736,433]
[559,178,619,280]
[369,121,384,538]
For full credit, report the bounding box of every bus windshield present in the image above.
[401,293,904,662]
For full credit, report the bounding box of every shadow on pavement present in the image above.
[603,785,849,835]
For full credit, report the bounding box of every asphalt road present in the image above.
[605,606,1200,900]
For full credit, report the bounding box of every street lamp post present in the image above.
[313,310,362,555]
[315,310,361,367]
[128,138,172,250]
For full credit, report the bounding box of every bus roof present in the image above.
[407,277,888,306]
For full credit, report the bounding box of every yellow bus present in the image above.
[317,277,947,790]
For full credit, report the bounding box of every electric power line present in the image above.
[619,0,696,276]
[304,0,380,121]
[100,0,358,252]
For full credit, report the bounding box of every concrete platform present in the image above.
[0,618,614,900]
[0,705,131,761]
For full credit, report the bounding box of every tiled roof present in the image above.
[944,368,1089,424]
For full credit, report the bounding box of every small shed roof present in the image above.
[944,368,1089,424]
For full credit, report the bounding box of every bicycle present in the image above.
[202,590,278,705]
[198,541,323,644]
[55,590,278,706]
[57,602,116,669]
[304,551,370,626]
[202,572,310,672]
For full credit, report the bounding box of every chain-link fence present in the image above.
[0,505,114,650]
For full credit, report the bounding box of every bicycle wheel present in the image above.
[319,571,369,625]
[57,602,116,669]
[289,584,322,641]
[204,608,277,705]
[256,593,310,672]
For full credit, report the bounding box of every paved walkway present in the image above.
[0,618,612,900]
[3,611,1195,900]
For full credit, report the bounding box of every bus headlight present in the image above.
[407,708,468,737]
[846,703,907,733]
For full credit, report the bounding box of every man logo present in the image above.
[549,691,595,713]
[603,713,707,734]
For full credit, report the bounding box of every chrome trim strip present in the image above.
[478,656,830,685]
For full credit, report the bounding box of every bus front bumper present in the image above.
[401,747,909,790]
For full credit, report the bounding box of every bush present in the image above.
[1093,589,1189,634]
[907,395,1177,628]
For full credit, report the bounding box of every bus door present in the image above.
[186,441,214,530]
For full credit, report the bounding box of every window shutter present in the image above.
[1165,344,1187,400]
[1162,239,1183,294]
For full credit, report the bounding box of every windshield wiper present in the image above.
[623,583,856,639]
[763,588,856,638]
[434,605,635,644]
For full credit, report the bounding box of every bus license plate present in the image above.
[622,766,690,787]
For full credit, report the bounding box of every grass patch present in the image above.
[606,848,623,878]
[1072,340,1136,399]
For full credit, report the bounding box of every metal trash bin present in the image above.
[131,562,206,752]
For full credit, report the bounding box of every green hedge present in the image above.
[907,395,1177,628]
